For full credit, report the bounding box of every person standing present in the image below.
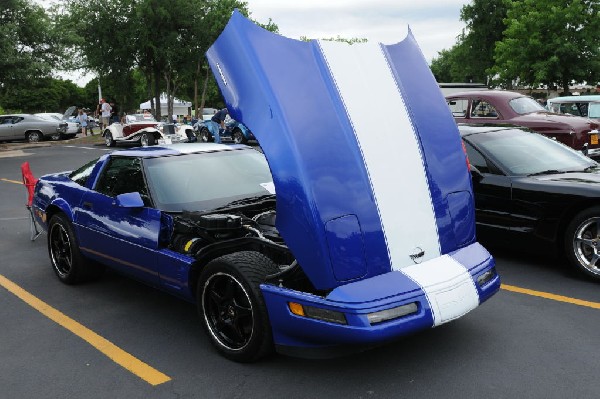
[77,108,89,136]
[208,107,228,143]
[110,102,119,125]
[100,98,111,130]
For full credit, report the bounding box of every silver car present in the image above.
[0,114,68,143]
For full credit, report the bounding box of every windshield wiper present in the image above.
[527,170,565,177]
[213,194,276,211]
[584,164,600,172]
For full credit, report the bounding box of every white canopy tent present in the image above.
[139,93,192,119]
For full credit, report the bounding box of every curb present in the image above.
[0,135,105,152]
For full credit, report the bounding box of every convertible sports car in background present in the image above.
[103,113,161,147]
[461,124,600,280]
[446,90,600,158]
[194,118,256,144]
[33,12,499,362]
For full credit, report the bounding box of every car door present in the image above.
[74,156,161,286]
[0,116,15,140]
[463,140,513,244]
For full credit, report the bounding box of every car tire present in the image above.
[565,206,600,280]
[199,128,213,143]
[105,132,116,147]
[140,132,155,147]
[232,129,247,144]
[50,132,62,141]
[48,214,105,284]
[26,131,43,143]
[197,251,278,362]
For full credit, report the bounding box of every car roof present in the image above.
[547,95,600,104]
[457,123,526,137]
[446,90,525,100]
[110,143,250,158]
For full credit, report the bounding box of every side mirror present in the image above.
[469,165,484,183]
[115,192,145,208]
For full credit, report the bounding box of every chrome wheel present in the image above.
[105,132,115,147]
[27,131,42,143]
[140,133,149,147]
[49,222,73,278]
[232,129,246,144]
[572,217,600,276]
[200,128,211,142]
[202,272,254,351]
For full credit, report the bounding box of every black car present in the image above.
[460,124,600,280]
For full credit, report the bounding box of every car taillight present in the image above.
[461,140,471,171]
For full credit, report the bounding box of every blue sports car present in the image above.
[33,12,499,362]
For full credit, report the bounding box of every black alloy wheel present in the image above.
[198,251,278,362]
[48,214,104,284]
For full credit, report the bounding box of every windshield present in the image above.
[143,149,274,212]
[589,103,600,119]
[126,114,157,123]
[508,96,546,115]
[465,128,595,176]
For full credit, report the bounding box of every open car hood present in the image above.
[63,106,77,119]
[207,11,474,290]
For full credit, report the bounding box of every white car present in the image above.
[34,113,79,139]
[103,114,194,147]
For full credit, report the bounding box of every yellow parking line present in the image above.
[0,274,171,386]
[502,284,600,310]
[0,178,23,185]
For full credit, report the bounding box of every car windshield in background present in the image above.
[589,103,600,119]
[467,129,595,176]
[127,114,156,123]
[144,149,274,212]
[508,97,546,115]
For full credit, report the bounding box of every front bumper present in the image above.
[261,242,499,357]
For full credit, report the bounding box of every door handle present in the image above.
[82,201,93,210]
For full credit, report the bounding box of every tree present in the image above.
[0,0,61,99]
[430,0,508,85]
[493,0,600,93]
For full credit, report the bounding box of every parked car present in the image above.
[33,12,500,362]
[546,95,600,121]
[460,123,600,280]
[194,118,256,144]
[34,113,79,138]
[446,90,600,158]
[0,114,67,143]
[103,113,164,147]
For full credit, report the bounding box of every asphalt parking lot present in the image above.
[2,142,600,398]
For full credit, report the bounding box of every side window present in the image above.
[1,117,13,125]
[95,157,151,204]
[470,100,498,118]
[464,141,494,174]
[69,158,100,187]
[13,117,23,124]
[447,98,468,118]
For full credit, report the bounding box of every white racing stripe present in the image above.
[401,256,479,326]
[318,40,440,270]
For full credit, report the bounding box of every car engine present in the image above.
[169,205,320,294]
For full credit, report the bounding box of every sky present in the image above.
[246,0,468,60]
[56,0,470,86]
